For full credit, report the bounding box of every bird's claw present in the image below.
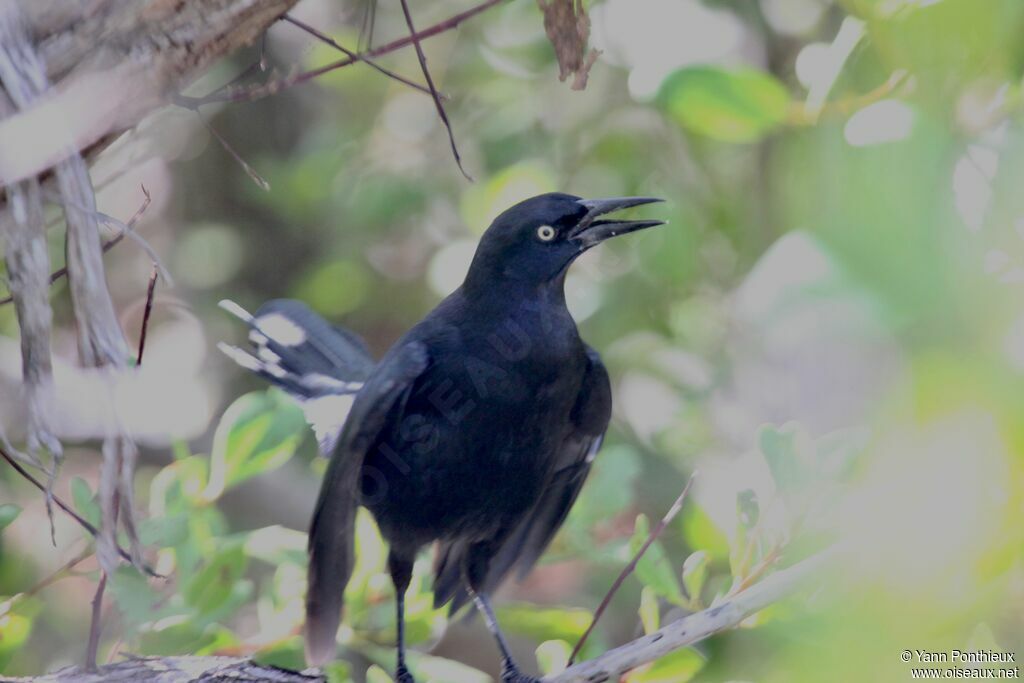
[395,664,416,683]
[500,661,542,683]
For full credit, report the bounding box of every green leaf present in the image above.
[536,639,571,677]
[638,586,660,635]
[737,489,760,530]
[628,647,705,683]
[630,515,685,606]
[244,525,307,567]
[365,666,393,683]
[324,661,353,683]
[0,504,20,532]
[207,390,306,497]
[412,652,491,683]
[252,636,306,672]
[567,444,640,539]
[139,513,190,548]
[184,542,248,617]
[682,550,709,607]
[70,477,101,528]
[139,623,236,657]
[0,612,32,671]
[758,423,812,495]
[108,566,160,625]
[496,604,592,644]
[681,503,730,561]
[658,66,790,143]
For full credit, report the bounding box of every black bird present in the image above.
[220,193,664,682]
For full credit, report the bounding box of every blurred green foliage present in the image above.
[2,0,1024,680]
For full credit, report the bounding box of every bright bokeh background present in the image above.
[1,0,1023,680]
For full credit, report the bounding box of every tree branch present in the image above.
[397,0,472,181]
[0,548,839,683]
[0,443,161,577]
[0,656,325,683]
[0,185,151,307]
[0,0,301,186]
[569,472,696,664]
[548,547,841,682]
[179,0,505,107]
[281,15,438,99]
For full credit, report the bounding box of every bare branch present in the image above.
[0,186,152,307]
[136,265,159,366]
[179,0,505,107]
[398,0,472,181]
[0,548,841,683]
[3,656,326,683]
[281,15,441,99]
[0,443,161,577]
[569,472,696,664]
[199,117,271,192]
[16,546,93,600]
[549,547,842,682]
[0,0,301,186]
[84,572,108,672]
[0,1,64,542]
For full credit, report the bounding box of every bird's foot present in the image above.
[395,664,416,683]
[500,660,542,683]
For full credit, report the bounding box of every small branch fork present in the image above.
[569,472,697,664]
[280,15,439,99]
[83,264,158,670]
[174,2,503,182]
[177,0,504,108]
[0,186,151,307]
[548,547,841,682]
[397,0,472,180]
[0,444,160,577]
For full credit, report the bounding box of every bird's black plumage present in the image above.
[221,192,664,682]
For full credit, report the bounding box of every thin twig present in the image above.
[85,566,109,670]
[199,118,270,191]
[105,633,125,665]
[0,444,161,577]
[16,546,93,600]
[569,472,697,665]
[87,486,119,671]
[177,0,504,108]
[550,546,842,682]
[281,15,441,98]
[729,543,784,597]
[359,0,378,50]
[397,0,472,181]
[47,190,170,283]
[0,186,152,306]
[136,264,159,365]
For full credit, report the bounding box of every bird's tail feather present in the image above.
[304,451,360,666]
[218,298,376,455]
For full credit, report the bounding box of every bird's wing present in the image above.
[218,299,377,454]
[304,340,429,666]
[434,347,611,612]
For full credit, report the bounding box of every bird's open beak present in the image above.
[570,196,666,248]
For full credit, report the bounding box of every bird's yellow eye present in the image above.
[536,225,556,241]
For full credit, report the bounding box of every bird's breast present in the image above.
[361,315,587,546]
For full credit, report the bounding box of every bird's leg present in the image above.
[470,590,542,683]
[389,552,416,683]
[464,541,542,683]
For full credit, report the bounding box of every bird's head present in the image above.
[464,192,665,290]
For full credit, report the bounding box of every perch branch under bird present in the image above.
[0,546,840,683]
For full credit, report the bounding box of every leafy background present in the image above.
[1,0,1023,680]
